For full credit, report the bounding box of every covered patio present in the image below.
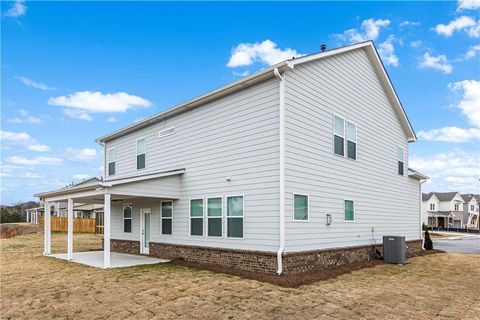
[35,169,184,268]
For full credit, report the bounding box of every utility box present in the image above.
[383,236,406,264]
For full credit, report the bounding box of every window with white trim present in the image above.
[123,204,132,233]
[470,204,475,211]
[344,200,355,221]
[346,121,357,160]
[207,197,222,237]
[333,115,345,156]
[190,199,204,236]
[293,194,308,221]
[227,196,243,238]
[108,148,116,176]
[136,138,146,170]
[454,203,460,211]
[430,203,435,211]
[161,201,173,235]
[398,147,404,175]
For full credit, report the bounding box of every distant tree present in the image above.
[424,229,433,250]
[0,208,23,223]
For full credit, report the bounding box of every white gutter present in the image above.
[274,67,286,275]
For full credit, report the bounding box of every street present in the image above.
[433,237,480,254]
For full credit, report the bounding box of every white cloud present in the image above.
[73,174,91,180]
[62,108,93,121]
[411,152,480,193]
[434,16,479,38]
[227,40,304,67]
[448,80,480,127]
[399,21,420,27]
[48,91,152,120]
[417,127,480,142]
[65,148,97,161]
[0,130,51,152]
[8,156,62,166]
[410,40,422,48]
[378,35,399,67]
[4,0,26,17]
[464,44,480,59]
[457,0,480,10]
[335,18,390,43]
[7,109,44,124]
[232,70,250,77]
[106,116,117,123]
[419,52,453,74]
[20,172,44,178]
[15,76,54,90]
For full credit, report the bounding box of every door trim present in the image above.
[140,208,151,254]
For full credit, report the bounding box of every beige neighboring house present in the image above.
[422,192,465,229]
[461,194,480,230]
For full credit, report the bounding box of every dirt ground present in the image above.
[1,233,479,320]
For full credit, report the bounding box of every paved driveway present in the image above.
[433,237,480,254]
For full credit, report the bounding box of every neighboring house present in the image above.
[35,41,427,274]
[462,194,480,230]
[422,192,466,229]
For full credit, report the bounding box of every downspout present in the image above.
[274,67,286,274]
[419,179,427,250]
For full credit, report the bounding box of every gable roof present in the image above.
[431,192,461,202]
[96,41,416,143]
[462,194,479,203]
[422,192,434,201]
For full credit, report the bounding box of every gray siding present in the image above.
[283,48,420,252]
[107,79,280,251]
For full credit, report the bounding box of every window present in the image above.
[190,199,204,236]
[471,204,475,211]
[293,194,309,221]
[428,217,435,227]
[454,203,460,211]
[344,200,355,221]
[207,197,223,237]
[346,121,357,160]
[334,116,345,156]
[161,201,173,235]
[123,204,132,233]
[429,203,435,211]
[398,147,404,175]
[108,148,116,176]
[136,138,146,170]
[227,195,244,238]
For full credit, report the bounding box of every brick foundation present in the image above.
[149,242,278,273]
[283,240,422,274]
[111,239,140,255]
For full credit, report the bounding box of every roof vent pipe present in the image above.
[320,44,327,52]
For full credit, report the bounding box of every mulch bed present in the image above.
[171,249,445,288]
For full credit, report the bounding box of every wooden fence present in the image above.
[40,217,96,233]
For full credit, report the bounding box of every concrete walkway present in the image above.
[50,251,170,268]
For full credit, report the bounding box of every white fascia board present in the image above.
[102,169,185,187]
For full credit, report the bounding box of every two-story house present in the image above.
[35,41,427,274]
[422,192,466,229]
[462,194,479,230]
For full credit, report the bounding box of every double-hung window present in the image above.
[344,200,355,222]
[227,195,244,238]
[207,197,223,237]
[123,204,132,233]
[190,199,204,236]
[161,201,173,235]
[454,203,460,211]
[108,148,116,176]
[398,147,404,175]
[136,138,146,170]
[334,115,357,160]
[430,203,435,211]
[334,116,345,156]
[470,204,475,211]
[293,194,308,221]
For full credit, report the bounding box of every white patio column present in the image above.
[26,211,30,223]
[67,198,74,260]
[104,193,111,269]
[44,202,51,255]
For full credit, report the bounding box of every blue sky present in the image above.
[1,1,479,204]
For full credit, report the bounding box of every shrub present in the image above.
[424,229,433,250]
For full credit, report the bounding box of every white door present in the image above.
[140,209,151,254]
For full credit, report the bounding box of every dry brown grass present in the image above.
[1,232,479,320]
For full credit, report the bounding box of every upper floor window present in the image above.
[334,115,357,160]
[108,148,116,176]
[136,138,146,170]
[397,147,404,176]
[429,203,435,211]
[471,204,475,211]
[454,203,460,211]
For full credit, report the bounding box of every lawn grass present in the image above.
[1,232,479,319]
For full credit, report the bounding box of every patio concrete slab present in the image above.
[50,251,170,268]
